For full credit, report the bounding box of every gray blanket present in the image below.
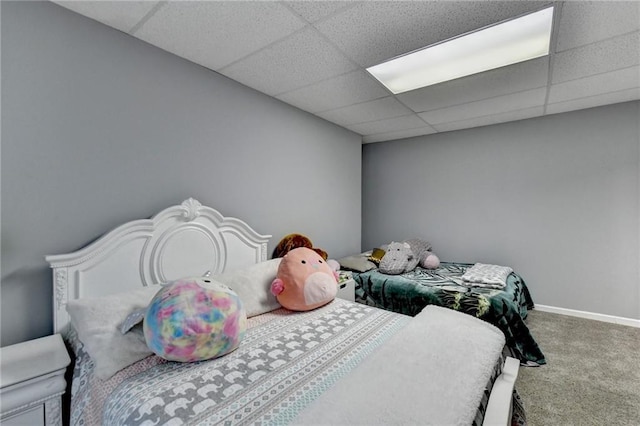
[294,305,506,425]
[69,300,504,425]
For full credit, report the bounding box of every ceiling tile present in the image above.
[346,114,429,136]
[315,1,544,67]
[284,1,359,23]
[53,1,159,33]
[363,126,438,144]
[397,57,548,113]
[276,71,388,113]
[133,2,306,70]
[548,66,640,104]
[552,31,640,84]
[556,1,640,52]
[546,88,640,115]
[432,107,544,133]
[50,1,640,143]
[316,97,414,127]
[419,88,547,125]
[221,27,358,96]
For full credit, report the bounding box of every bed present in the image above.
[47,198,525,425]
[345,255,546,366]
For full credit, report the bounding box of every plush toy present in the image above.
[143,278,246,362]
[379,241,416,275]
[421,251,440,269]
[326,259,340,273]
[404,238,440,269]
[272,233,328,260]
[270,247,339,311]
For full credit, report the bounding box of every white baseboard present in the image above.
[534,304,640,328]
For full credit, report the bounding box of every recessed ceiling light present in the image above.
[366,6,554,94]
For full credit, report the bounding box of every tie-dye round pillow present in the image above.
[143,278,246,362]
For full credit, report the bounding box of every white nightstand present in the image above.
[337,272,355,302]
[0,334,71,426]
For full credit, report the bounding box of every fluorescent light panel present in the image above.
[367,7,554,94]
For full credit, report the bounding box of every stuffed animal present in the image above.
[143,278,246,362]
[272,233,328,260]
[405,238,440,269]
[270,247,338,311]
[326,259,340,273]
[421,251,440,269]
[379,241,416,275]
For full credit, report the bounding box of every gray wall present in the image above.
[363,102,639,320]
[1,1,362,346]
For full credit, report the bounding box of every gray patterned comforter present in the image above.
[69,299,505,425]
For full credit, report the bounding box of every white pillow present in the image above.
[66,259,282,379]
[213,258,282,317]
[66,286,158,380]
[337,255,376,272]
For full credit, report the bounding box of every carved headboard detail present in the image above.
[46,198,271,334]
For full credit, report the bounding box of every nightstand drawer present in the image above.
[2,404,44,426]
[0,334,70,426]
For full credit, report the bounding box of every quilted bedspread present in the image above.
[71,299,414,426]
[69,298,508,426]
[353,262,546,366]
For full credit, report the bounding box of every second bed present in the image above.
[350,261,546,366]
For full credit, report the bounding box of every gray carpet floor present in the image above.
[516,309,640,425]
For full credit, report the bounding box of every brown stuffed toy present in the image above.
[272,233,328,260]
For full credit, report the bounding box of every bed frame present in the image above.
[46,198,271,335]
[45,198,518,426]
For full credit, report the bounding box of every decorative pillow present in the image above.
[65,260,279,378]
[368,248,386,265]
[337,255,376,272]
[144,278,246,362]
[66,286,158,380]
[213,258,282,317]
[271,247,338,311]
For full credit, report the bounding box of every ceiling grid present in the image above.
[53,0,640,143]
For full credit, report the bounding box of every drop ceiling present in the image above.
[53,1,640,143]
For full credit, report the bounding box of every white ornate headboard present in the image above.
[46,198,271,334]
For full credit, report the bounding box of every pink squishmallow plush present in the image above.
[270,247,339,311]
